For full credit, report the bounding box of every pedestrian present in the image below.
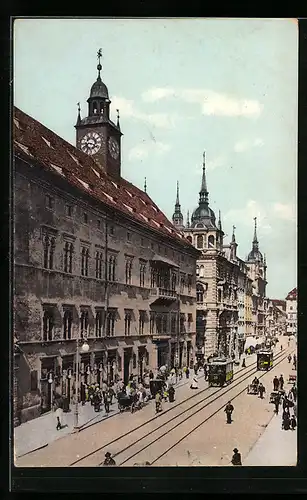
[194,363,198,376]
[293,403,297,419]
[282,408,291,430]
[280,345,283,351]
[273,376,279,392]
[103,452,116,466]
[258,383,266,399]
[186,367,190,379]
[274,394,280,414]
[288,354,292,363]
[108,384,115,405]
[290,415,297,431]
[168,385,175,403]
[204,364,209,380]
[103,391,110,414]
[155,391,162,413]
[190,377,198,389]
[291,384,297,402]
[279,375,284,391]
[231,448,242,466]
[54,397,63,430]
[224,401,234,424]
[149,370,154,380]
[80,382,86,406]
[242,358,246,368]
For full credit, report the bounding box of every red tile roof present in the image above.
[271,299,286,310]
[286,287,297,300]
[13,107,197,253]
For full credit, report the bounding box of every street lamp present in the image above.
[74,337,90,429]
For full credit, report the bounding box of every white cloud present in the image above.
[112,95,177,129]
[224,200,272,233]
[141,87,263,118]
[128,141,171,161]
[206,155,227,171]
[234,137,264,152]
[273,203,296,222]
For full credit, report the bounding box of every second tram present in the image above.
[257,349,273,371]
[207,358,234,387]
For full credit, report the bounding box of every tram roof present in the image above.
[209,358,233,365]
[257,350,273,355]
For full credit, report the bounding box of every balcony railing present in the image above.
[150,288,177,300]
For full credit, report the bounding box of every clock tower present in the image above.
[75,49,122,178]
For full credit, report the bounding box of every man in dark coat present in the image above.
[224,401,234,424]
[258,383,266,399]
[231,448,242,466]
[103,452,116,466]
[279,375,284,391]
[273,376,279,391]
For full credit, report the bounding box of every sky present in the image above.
[13,18,298,299]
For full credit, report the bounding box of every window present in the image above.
[196,266,199,277]
[171,272,177,291]
[218,289,222,302]
[43,234,56,269]
[65,204,73,217]
[139,310,145,335]
[80,311,89,339]
[290,306,293,311]
[171,314,177,333]
[42,308,54,341]
[95,251,103,279]
[46,194,54,209]
[97,219,101,229]
[63,309,72,340]
[132,353,137,369]
[125,257,133,285]
[141,238,145,247]
[180,313,185,333]
[199,266,204,278]
[180,274,185,293]
[162,314,168,333]
[197,235,203,249]
[63,242,73,273]
[127,232,131,241]
[124,310,132,335]
[83,212,88,224]
[187,236,192,243]
[139,262,146,287]
[95,310,103,337]
[187,275,192,293]
[108,255,116,281]
[151,242,154,250]
[196,284,204,303]
[106,309,116,336]
[150,312,155,334]
[187,313,193,332]
[150,267,156,288]
[81,247,89,276]
[208,235,215,248]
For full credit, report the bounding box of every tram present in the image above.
[207,358,234,387]
[257,349,273,371]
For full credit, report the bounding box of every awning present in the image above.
[151,254,179,268]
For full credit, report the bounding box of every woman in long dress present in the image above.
[190,377,198,389]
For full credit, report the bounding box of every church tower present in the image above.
[172,181,184,229]
[75,49,122,178]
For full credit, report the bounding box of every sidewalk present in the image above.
[12,350,262,459]
[244,410,297,466]
[14,368,209,458]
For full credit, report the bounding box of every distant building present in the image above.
[285,287,297,335]
[265,298,286,337]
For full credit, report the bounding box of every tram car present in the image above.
[257,349,273,371]
[207,358,234,387]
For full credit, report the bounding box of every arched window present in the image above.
[196,266,199,277]
[187,235,192,243]
[208,235,215,248]
[196,284,204,303]
[196,235,203,249]
[218,289,222,303]
[93,101,98,114]
[199,265,204,277]
[196,223,204,228]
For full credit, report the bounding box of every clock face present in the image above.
[108,137,120,160]
[80,132,102,155]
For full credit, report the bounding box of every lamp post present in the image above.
[74,336,90,429]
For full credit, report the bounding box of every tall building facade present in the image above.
[265,298,286,337]
[13,56,200,425]
[285,287,297,335]
[245,219,267,337]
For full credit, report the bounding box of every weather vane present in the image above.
[97,48,102,64]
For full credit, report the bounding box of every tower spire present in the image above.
[232,225,236,243]
[199,150,209,204]
[116,108,121,130]
[172,181,184,228]
[76,102,81,126]
[187,210,190,228]
[144,177,147,193]
[218,210,222,231]
[97,48,102,79]
[253,216,258,243]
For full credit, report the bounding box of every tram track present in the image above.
[70,347,292,467]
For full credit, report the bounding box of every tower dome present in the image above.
[191,151,217,229]
[89,75,109,100]
[247,217,263,262]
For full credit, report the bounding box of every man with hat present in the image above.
[231,448,242,466]
[103,451,116,466]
